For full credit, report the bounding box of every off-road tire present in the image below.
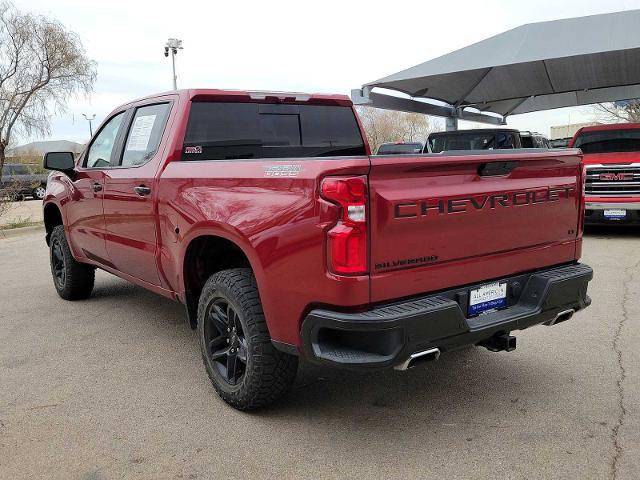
[49,225,95,300]
[197,268,298,410]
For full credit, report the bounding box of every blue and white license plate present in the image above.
[468,282,507,316]
[604,209,626,220]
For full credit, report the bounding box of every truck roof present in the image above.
[568,122,640,148]
[429,128,520,135]
[118,89,353,109]
[576,122,640,133]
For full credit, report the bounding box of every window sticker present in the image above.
[127,115,157,151]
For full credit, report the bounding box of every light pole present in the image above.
[164,38,183,90]
[82,113,96,137]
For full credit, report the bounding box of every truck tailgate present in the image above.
[369,150,583,302]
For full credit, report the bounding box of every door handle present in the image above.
[91,183,102,192]
[134,185,151,196]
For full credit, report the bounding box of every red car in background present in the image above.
[570,123,640,225]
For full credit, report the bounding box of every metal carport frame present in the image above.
[352,10,640,130]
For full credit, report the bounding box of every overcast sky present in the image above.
[13,0,640,144]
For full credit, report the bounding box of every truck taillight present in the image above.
[321,176,368,275]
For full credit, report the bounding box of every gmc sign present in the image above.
[599,172,633,181]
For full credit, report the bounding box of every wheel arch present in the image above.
[180,226,264,329]
[43,202,63,245]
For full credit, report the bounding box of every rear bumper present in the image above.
[585,201,640,225]
[300,263,593,369]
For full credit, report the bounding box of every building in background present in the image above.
[550,122,600,140]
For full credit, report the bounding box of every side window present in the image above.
[14,165,28,174]
[497,133,516,149]
[85,112,125,169]
[3,165,14,175]
[121,103,171,167]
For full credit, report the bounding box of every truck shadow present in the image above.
[584,225,640,237]
[87,274,569,436]
[274,348,562,417]
[255,347,576,448]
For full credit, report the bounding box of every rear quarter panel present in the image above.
[157,157,371,346]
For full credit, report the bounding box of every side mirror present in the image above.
[43,152,75,173]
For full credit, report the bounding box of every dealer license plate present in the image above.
[604,209,626,220]
[468,282,507,316]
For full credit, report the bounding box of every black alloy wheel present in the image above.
[204,298,248,386]
[51,237,66,289]
[197,268,298,410]
[48,225,95,300]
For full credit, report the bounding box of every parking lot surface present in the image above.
[1,228,639,479]
[0,200,43,227]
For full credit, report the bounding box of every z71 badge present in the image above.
[184,146,203,154]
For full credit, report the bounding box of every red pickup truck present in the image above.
[570,123,640,225]
[42,89,593,410]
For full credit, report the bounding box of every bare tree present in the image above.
[592,100,640,123]
[0,1,96,181]
[356,107,438,153]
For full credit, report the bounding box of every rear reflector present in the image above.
[321,176,368,275]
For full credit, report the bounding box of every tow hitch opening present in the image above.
[479,333,516,352]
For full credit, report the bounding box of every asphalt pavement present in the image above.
[0,199,43,227]
[1,227,638,479]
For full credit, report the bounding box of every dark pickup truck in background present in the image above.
[424,128,522,152]
[424,128,551,153]
[520,131,551,148]
[1,163,48,200]
[42,89,593,410]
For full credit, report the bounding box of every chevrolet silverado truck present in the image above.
[570,123,640,225]
[42,89,593,410]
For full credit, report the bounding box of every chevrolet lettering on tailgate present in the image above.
[394,185,575,219]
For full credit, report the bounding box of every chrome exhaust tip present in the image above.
[546,308,575,326]
[394,347,440,371]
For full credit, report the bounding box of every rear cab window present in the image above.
[4,165,28,175]
[16,165,28,174]
[377,143,423,155]
[428,131,519,153]
[182,102,366,160]
[574,128,640,154]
